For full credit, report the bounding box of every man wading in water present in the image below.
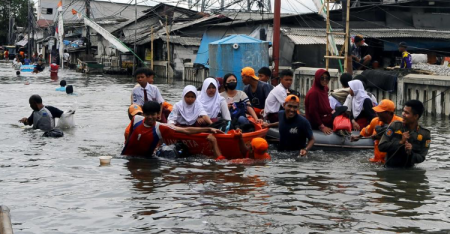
[378,100,431,168]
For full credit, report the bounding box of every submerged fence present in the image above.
[293,67,450,117]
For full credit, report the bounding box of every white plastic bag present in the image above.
[57,110,76,129]
[57,102,77,129]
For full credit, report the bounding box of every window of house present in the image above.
[193,50,198,54]
[41,8,53,15]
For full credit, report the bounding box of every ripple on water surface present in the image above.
[0,62,450,233]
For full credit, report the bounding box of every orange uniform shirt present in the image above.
[360,115,403,163]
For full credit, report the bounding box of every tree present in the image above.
[0,0,34,45]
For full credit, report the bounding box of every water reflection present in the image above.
[374,169,431,215]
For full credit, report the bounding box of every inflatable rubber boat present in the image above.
[266,128,374,150]
[20,65,36,73]
[162,121,269,159]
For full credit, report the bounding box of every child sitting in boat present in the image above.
[131,68,165,121]
[122,101,221,157]
[168,85,212,127]
[198,78,231,122]
[264,69,297,123]
[207,129,271,163]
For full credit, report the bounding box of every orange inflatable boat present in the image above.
[162,121,268,159]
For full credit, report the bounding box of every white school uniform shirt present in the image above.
[263,83,287,117]
[132,83,164,106]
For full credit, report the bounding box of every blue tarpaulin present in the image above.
[194,31,223,68]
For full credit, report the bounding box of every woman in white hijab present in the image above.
[168,85,212,126]
[348,80,377,130]
[198,78,231,121]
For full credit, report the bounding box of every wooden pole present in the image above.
[150,26,154,70]
[344,0,351,73]
[165,16,170,78]
[272,0,281,77]
[133,0,137,74]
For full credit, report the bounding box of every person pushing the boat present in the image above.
[122,101,222,157]
[207,130,271,163]
[378,100,431,168]
[168,85,212,127]
[242,67,272,118]
[19,95,64,132]
[351,99,403,163]
[263,95,315,157]
[131,68,165,121]
[264,69,295,123]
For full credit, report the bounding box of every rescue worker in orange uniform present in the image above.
[351,99,402,163]
[207,129,271,164]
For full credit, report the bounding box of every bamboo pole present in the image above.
[165,16,170,78]
[151,26,154,70]
[344,0,350,73]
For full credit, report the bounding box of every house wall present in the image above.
[172,44,198,79]
[38,0,57,21]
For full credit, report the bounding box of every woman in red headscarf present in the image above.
[305,69,334,135]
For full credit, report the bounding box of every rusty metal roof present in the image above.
[282,27,450,45]
[160,36,201,46]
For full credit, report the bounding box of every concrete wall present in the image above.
[172,44,198,79]
[294,67,450,117]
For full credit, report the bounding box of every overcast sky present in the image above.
[46,0,319,14]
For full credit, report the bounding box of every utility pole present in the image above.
[27,0,31,57]
[8,0,12,45]
[86,0,91,55]
[247,0,251,11]
[272,0,280,77]
[220,0,224,10]
[133,0,137,74]
[201,0,206,12]
[188,0,192,9]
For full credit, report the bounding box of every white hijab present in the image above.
[348,80,371,119]
[175,85,204,125]
[198,78,224,118]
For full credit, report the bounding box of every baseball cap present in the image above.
[128,104,143,116]
[241,67,259,80]
[251,138,271,160]
[399,42,407,48]
[373,99,395,113]
[284,95,300,104]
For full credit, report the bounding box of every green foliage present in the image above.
[0,0,34,45]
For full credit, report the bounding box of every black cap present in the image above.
[399,42,407,48]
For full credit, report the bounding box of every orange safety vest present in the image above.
[360,115,403,163]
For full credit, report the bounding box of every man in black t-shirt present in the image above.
[263,95,315,157]
[242,67,272,116]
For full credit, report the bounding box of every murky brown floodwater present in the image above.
[1,62,450,233]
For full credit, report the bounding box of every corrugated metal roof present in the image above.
[160,36,201,46]
[282,28,450,45]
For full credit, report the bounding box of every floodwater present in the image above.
[1,62,450,234]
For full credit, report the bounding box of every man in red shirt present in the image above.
[122,101,222,157]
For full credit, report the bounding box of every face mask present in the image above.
[226,82,237,90]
